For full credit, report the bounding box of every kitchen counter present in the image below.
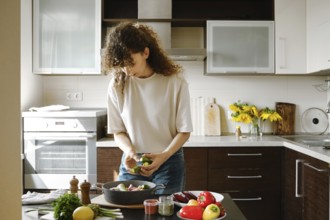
[22,193,246,220]
[97,135,330,163]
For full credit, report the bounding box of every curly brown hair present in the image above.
[102,22,182,90]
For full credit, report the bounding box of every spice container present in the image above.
[235,126,242,137]
[80,179,91,205]
[158,196,174,216]
[70,176,79,194]
[143,199,158,214]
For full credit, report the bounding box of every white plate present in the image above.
[172,191,224,207]
[177,211,227,220]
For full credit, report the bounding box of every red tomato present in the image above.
[179,205,204,220]
[197,191,216,208]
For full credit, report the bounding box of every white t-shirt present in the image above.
[107,73,193,153]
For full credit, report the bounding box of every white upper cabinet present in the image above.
[307,0,330,73]
[275,0,307,74]
[206,21,274,75]
[33,0,101,74]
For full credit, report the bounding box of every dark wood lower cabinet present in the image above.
[97,146,329,220]
[183,147,208,190]
[97,147,122,183]
[208,147,282,220]
[283,148,329,220]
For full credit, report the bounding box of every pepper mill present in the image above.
[80,179,91,205]
[70,176,79,194]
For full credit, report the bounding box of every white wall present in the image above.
[0,0,22,219]
[40,62,328,135]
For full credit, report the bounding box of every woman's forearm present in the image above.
[162,132,190,160]
[114,132,135,155]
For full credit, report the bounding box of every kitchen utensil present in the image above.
[204,101,221,135]
[274,102,296,135]
[102,180,165,205]
[301,107,329,135]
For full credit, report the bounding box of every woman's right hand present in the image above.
[124,150,140,172]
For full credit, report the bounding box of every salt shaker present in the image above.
[70,176,79,194]
[80,180,91,205]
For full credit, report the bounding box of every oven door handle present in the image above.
[25,132,97,140]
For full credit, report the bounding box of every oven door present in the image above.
[23,132,96,190]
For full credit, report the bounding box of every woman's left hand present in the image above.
[138,153,168,177]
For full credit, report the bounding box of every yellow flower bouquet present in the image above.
[229,100,282,135]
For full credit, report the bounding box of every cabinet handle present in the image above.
[232,197,262,201]
[295,159,304,198]
[227,153,262,156]
[304,163,328,173]
[278,37,287,69]
[227,175,262,179]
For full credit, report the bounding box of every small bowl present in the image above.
[143,199,159,214]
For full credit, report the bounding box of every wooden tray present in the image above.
[91,194,144,209]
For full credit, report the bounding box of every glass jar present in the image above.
[158,196,174,216]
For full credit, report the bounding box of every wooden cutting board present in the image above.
[274,102,296,135]
[91,194,144,209]
[204,102,221,136]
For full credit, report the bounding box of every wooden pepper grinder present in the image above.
[70,176,79,194]
[80,179,91,205]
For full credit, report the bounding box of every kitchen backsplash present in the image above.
[33,61,328,135]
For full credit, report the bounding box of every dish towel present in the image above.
[22,189,67,205]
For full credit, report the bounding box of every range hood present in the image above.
[138,0,206,61]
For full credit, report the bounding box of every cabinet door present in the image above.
[283,149,304,220]
[303,158,329,220]
[183,147,207,190]
[33,0,101,74]
[97,147,122,183]
[275,0,307,74]
[206,21,274,74]
[307,0,330,73]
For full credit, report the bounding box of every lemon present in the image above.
[72,206,94,220]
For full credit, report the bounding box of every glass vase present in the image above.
[250,118,259,138]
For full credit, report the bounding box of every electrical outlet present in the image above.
[66,92,83,101]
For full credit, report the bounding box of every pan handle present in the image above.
[152,184,166,194]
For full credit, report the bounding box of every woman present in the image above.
[103,22,193,194]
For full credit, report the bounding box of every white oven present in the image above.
[22,109,106,190]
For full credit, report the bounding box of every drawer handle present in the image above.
[295,159,304,198]
[227,153,262,156]
[232,197,262,201]
[227,175,262,179]
[304,163,328,173]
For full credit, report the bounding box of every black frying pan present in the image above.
[102,180,165,205]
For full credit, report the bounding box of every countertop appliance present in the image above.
[22,108,107,191]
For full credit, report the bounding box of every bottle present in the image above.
[158,196,174,216]
[80,180,91,205]
[70,176,79,194]
[235,126,242,137]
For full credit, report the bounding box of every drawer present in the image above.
[208,168,281,192]
[228,191,282,220]
[208,147,282,169]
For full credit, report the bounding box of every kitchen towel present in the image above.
[22,189,67,205]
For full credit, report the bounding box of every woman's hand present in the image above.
[138,152,169,177]
[124,150,140,172]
